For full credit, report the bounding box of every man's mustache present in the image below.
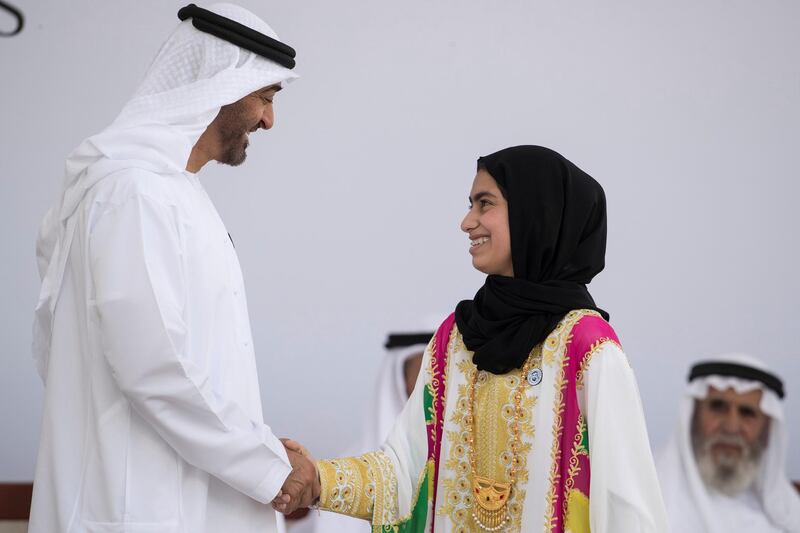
[705,433,747,450]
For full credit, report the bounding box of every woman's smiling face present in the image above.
[460,169,514,277]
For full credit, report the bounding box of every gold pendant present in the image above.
[472,475,511,531]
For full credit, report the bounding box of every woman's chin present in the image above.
[472,260,498,277]
[471,261,514,278]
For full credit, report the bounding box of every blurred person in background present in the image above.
[657,354,800,532]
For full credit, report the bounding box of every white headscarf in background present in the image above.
[361,333,434,453]
[32,3,298,380]
[656,353,800,532]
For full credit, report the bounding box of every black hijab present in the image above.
[454,146,609,374]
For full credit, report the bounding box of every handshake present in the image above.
[273,439,320,515]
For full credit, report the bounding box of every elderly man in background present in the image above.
[30,4,316,532]
[657,354,800,532]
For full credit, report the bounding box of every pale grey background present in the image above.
[1,0,798,482]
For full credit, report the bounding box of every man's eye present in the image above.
[709,399,727,412]
[739,407,757,418]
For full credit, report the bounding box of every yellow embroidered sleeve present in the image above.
[317,451,399,523]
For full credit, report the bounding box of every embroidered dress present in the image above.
[317,310,667,532]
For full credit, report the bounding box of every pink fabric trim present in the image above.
[550,314,619,532]
[429,312,455,531]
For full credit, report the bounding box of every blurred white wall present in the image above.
[1,0,798,481]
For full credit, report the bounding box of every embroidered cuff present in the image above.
[317,451,398,523]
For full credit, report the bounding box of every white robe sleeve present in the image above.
[379,348,431,518]
[89,193,291,504]
[580,343,669,533]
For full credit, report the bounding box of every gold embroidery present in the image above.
[542,319,567,367]
[542,310,596,532]
[428,334,440,445]
[366,451,399,524]
[319,456,371,519]
[374,462,433,532]
[441,358,477,523]
[451,327,467,354]
[426,334,436,385]
[439,332,535,532]
[429,326,457,447]
[318,452,398,521]
[467,348,541,531]
[564,415,587,510]
[543,356,567,531]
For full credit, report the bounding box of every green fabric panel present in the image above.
[374,467,431,533]
[580,415,589,453]
[423,383,434,424]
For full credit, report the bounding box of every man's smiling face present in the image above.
[209,84,282,167]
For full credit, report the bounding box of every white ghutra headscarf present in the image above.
[656,353,800,532]
[32,3,298,380]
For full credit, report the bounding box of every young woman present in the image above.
[285,146,667,532]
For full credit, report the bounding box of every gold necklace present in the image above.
[466,348,540,531]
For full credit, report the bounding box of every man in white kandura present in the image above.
[30,4,317,532]
[657,353,800,532]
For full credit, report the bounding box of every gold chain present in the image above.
[466,347,540,531]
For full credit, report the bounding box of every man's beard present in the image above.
[691,416,767,497]
[215,101,253,167]
[218,132,249,167]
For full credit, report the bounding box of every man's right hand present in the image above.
[273,444,319,515]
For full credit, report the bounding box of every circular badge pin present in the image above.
[526,367,543,386]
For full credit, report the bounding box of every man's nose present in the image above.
[721,410,742,434]
[260,106,274,130]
